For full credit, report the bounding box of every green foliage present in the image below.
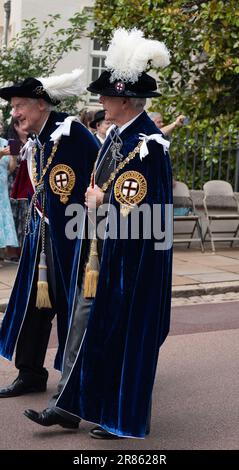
[93,0,239,132]
[0,12,90,119]
[57,96,83,116]
[169,127,239,189]
[0,13,89,83]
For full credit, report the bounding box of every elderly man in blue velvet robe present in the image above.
[0,70,99,398]
[23,28,173,439]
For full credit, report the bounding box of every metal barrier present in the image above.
[170,130,239,191]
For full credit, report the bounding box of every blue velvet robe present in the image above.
[56,111,173,438]
[0,111,99,369]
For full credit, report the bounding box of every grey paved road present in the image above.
[0,301,238,450]
[171,300,239,335]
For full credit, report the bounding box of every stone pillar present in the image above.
[2,0,11,46]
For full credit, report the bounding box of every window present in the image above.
[89,38,107,103]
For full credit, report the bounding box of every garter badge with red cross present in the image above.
[49,164,75,204]
[114,170,147,216]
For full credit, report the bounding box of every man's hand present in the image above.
[85,184,104,209]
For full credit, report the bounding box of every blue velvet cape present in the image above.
[56,111,173,437]
[0,111,99,369]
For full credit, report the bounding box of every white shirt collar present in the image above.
[118,111,144,134]
[106,111,144,137]
[95,133,105,145]
[36,115,50,142]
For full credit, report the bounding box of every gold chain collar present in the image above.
[32,139,60,187]
[96,141,143,193]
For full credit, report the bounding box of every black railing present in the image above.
[170,130,239,190]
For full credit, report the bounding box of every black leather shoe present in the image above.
[24,408,79,429]
[0,378,46,398]
[89,426,121,439]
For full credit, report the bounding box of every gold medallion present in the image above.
[114,170,147,216]
[49,164,76,204]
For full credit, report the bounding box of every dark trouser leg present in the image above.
[49,282,93,410]
[15,227,56,385]
[145,397,152,435]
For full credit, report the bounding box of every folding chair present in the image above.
[173,181,204,252]
[203,180,239,252]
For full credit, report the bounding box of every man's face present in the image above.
[11,97,46,134]
[99,96,125,125]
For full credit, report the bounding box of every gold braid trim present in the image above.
[32,140,60,187]
[92,141,143,193]
[31,139,60,308]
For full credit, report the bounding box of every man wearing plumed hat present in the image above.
[24,28,173,438]
[0,70,99,399]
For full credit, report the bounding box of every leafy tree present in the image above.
[93,0,239,132]
[93,0,239,188]
[0,12,91,117]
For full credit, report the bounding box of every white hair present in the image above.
[28,98,54,112]
[44,102,54,112]
[149,112,162,119]
[129,97,146,110]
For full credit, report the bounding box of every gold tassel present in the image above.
[83,238,99,298]
[36,252,52,309]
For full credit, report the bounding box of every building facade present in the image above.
[0,0,107,107]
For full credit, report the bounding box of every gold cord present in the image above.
[32,140,60,187]
[92,141,143,193]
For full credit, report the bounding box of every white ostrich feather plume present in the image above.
[105,28,170,84]
[38,68,85,100]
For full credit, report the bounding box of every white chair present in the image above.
[203,180,239,252]
[173,181,204,251]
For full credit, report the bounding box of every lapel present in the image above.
[94,111,150,180]
[95,127,117,178]
[38,111,68,145]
